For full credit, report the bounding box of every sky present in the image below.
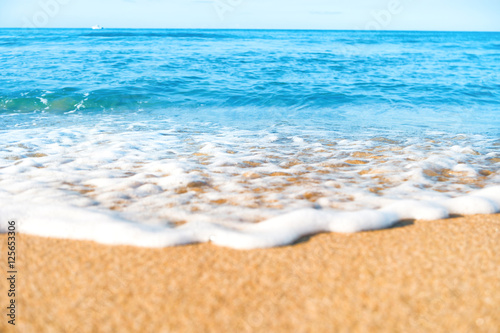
[0,0,499,31]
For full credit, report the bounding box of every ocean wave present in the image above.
[0,119,499,249]
[1,187,499,249]
[1,29,500,248]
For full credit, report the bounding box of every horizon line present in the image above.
[1,27,499,33]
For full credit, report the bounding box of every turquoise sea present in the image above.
[0,29,499,248]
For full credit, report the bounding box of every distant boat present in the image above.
[92,25,103,30]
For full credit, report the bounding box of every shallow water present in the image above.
[1,29,499,248]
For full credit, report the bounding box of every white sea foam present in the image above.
[0,118,499,249]
[1,186,499,249]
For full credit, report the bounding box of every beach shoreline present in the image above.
[1,214,499,332]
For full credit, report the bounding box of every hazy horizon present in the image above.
[1,0,499,32]
[2,27,500,33]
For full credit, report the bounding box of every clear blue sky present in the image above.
[1,0,499,31]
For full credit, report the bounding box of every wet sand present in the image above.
[1,214,499,333]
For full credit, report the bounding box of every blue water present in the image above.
[1,29,499,135]
[1,29,500,247]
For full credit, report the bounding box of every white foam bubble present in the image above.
[1,186,499,249]
[1,119,499,248]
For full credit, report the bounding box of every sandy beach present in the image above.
[0,214,499,333]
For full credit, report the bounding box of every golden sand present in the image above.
[1,214,499,333]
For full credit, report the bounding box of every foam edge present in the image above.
[1,186,499,250]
